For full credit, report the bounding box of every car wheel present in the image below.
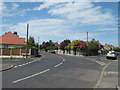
[106,57,108,59]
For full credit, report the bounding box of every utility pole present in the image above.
[86,32,88,56]
[50,40,52,52]
[38,37,39,45]
[87,32,88,46]
[38,37,40,53]
[26,23,29,58]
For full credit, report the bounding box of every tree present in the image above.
[35,43,39,48]
[70,40,87,55]
[60,39,71,50]
[28,36,35,48]
[60,39,71,54]
[113,47,120,52]
[87,40,100,55]
[41,40,58,51]
[67,44,73,54]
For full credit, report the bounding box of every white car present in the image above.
[106,51,117,60]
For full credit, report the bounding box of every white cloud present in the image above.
[3,18,96,43]
[33,2,59,11]
[47,2,116,25]
[32,1,116,25]
[12,3,19,10]
[1,2,15,17]
[0,2,6,13]
[2,0,119,2]
[2,3,30,17]
[96,28,117,31]
[18,9,31,16]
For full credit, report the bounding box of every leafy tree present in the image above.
[88,43,99,52]
[87,40,100,55]
[69,40,87,51]
[40,40,58,51]
[60,39,71,54]
[28,36,35,48]
[113,47,120,52]
[35,43,39,48]
[60,39,71,50]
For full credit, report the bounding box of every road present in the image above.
[2,52,110,88]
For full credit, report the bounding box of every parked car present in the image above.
[106,51,117,60]
[35,54,41,57]
[48,50,56,54]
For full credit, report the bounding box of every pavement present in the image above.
[0,63,14,72]
[98,60,118,88]
[1,52,119,88]
[1,57,41,71]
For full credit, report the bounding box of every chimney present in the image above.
[14,32,19,37]
[14,32,17,35]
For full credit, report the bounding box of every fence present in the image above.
[55,49,84,56]
[55,49,99,56]
[0,48,39,58]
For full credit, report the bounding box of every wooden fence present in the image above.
[0,49,39,56]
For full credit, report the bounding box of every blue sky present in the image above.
[1,1,118,46]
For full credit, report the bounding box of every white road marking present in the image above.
[95,61,106,66]
[106,71,118,74]
[58,56,64,59]
[85,58,106,66]
[18,65,22,67]
[13,69,50,83]
[21,64,26,66]
[25,63,29,65]
[55,62,63,67]
[14,66,18,68]
[63,59,65,62]
[13,59,41,69]
[95,62,112,88]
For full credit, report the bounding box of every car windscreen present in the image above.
[109,52,115,54]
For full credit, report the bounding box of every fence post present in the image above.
[10,49,12,56]
[20,49,22,56]
[0,49,2,56]
[29,49,32,56]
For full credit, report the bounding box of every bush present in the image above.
[113,47,120,52]
[87,42,99,55]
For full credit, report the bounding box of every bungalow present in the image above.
[0,32,26,48]
[103,44,115,50]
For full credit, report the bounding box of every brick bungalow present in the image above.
[0,32,26,48]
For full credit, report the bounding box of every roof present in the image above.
[0,32,26,45]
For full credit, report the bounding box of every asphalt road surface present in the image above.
[2,52,105,88]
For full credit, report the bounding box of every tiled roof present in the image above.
[0,32,26,45]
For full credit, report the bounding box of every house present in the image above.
[103,44,114,50]
[54,42,60,49]
[0,32,26,48]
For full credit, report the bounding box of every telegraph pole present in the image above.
[87,32,88,46]
[38,37,40,51]
[38,37,39,44]
[86,32,88,55]
[26,23,29,58]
